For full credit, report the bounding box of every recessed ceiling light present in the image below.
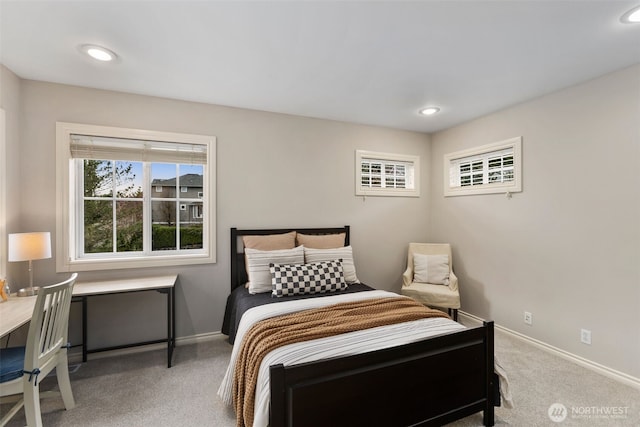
[621,5,640,23]
[80,44,118,62]
[419,107,440,116]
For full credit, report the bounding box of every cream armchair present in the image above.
[401,243,460,321]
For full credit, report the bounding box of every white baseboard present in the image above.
[68,331,225,364]
[459,311,640,391]
[176,331,226,346]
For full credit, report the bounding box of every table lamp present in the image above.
[8,231,52,297]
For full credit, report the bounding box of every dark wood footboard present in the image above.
[270,321,495,427]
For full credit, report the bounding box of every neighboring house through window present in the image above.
[153,174,204,225]
[56,122,216,271]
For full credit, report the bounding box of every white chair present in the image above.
[0,273,77,427]
[401,243,460,321]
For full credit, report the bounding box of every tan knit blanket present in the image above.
[232,296,450,427]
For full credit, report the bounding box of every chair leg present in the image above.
[56,355,76,410]
[23,378,43,427]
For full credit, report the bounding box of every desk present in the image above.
[0,295,37,337]
[72,275,177,368]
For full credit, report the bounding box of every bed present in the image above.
[219,226,499,427]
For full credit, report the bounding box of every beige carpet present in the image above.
[2,326,639,426]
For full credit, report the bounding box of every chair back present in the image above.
[407,243,453,273]
[23,273,77,374]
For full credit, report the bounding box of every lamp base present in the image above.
[18,286,40,297]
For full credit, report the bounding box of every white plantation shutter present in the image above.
[444,137,522,197]
[360,159,413,189]
[356,150,419,197]
[449,147,514,188]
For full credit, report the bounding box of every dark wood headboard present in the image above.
[230,226,350,292]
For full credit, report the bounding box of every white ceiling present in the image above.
[1,1,639,133]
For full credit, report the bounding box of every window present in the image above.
[355,150,420,197]
[56,122,216,272]
[192,204,203,219]
[444,137,522,197]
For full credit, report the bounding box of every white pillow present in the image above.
[413,253,450,285]
[245,246,304,294]
[304,246,360,284]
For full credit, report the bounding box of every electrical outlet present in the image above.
[524,311,532,325]
[581,329,592,345]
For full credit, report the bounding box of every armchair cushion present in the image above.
[413,253,450,285]
[400,281,461,309]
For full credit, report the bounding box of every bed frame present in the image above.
[230,226,496,427]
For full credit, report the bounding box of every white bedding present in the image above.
[217,290,466,427]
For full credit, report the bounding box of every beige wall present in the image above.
[429,64,640,378]
[0,66,24,346]
[0,65,22,259]
[4,63,638,380]
[10,78,430,346]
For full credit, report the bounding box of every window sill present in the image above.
[57,253,215,272]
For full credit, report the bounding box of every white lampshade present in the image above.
[8,232,52,262]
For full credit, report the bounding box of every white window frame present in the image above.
[444,137,522,197]
[355,150,420,197]
[56,122,216,272]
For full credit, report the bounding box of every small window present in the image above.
[181,186,187,193]
[155,185,162,192]
[444,137,522,197]
[192,205,203,219]
[355,150,419,197]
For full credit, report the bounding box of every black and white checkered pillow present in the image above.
[270,259,347,298]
